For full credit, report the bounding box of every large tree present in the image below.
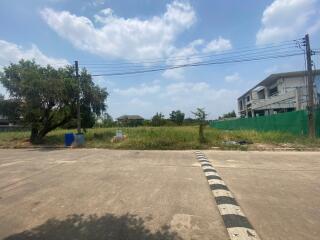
[192,108,208,143]
[0,95,21,124]
[0,60,108,143]
[151,112,165,126]
[169,110,185,125]
[219,110,236,120]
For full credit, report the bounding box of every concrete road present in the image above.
[0,149,319,240]
[204,151,320,240]
[0,149,228,240]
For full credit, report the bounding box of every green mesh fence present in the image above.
[316,108,320,137]
[211,109,320,137]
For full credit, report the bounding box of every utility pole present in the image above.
[75,60,81,134]
[305,34,315,138]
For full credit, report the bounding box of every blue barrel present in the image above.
[74,133,85,146]
[64,133,74,147]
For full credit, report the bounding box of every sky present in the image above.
[1,0,320,119]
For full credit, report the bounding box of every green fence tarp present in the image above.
[316,108,320,137]
[211,109,320,137]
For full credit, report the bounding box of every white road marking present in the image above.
[218,204,245,217]
[228,227,259,240]
[195,151,261,240]
[205,171,220,177]
[202,166,216,170]
[208,179,226,186]
[212,189,234,198]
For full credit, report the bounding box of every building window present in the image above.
[246,95,250,102]
[257,89,265,99]
[239,100,243,110]
[269,86,278,96]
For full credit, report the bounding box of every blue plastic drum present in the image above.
[64,133,74,147]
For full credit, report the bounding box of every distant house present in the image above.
[0,115,25,132]
[0,115,9,126]
[117,115,144,127]
[238,70,320,118]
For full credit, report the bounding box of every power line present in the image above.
[91,51,305,77]
[84,46,302,71]
[85,48,303,73]
[92,50,303,73]
[78,37,307,76]
[79,38,304,66]
[83,46,304,73]
[80,42,302,68]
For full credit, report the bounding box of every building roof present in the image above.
[117,115,144,120]
[238,70,320,100]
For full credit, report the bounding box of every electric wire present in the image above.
[90,51,305,77]
[78,38,304,66]
[85,50,304,75]
[80,44,302,68]
[75,37,308,76]
[0,37,313,79]
[82,45,302,71]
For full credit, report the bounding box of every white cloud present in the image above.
[114,83,160,96]
[41,1,196,61]
[162,81,240,118]
[224,72,241,83]
[0,39,69,68]
[162,37,232,80]
[256,0,319,44]
[92,0,106,7]
[264,65,279,75]
[93,76,115,88]
[162,39,203,80]
[41,2,233,81]
[165,82,209,95]
[202,37,232,53]
[264,61,302,75]
[308,17,320,34]
[129,98,151,107]
[108,80,239,119]
[81,0,106,11]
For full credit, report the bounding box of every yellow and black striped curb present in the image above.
[195,151,261,240]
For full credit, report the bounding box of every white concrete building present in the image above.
[238,71,320,118]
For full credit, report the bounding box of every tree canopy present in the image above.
[0,60,108,143]
[192,108,208,143]
[219,110,236,120]
[169,110,185,125]
[151,112,165,126]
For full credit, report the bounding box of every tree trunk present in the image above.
[30,116,72,144]
[30,126,41,144]
[29,112,74,144]
[199,123,206,143]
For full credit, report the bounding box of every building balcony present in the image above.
[251,90,297,110]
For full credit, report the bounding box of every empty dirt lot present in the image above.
[0,149,319,240]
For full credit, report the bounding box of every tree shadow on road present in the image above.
[4,213,181,240]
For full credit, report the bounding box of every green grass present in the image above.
[0,126,319,150]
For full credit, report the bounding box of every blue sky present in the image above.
[1,0,320,119]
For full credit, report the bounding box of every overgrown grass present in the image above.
[0,126,319,150]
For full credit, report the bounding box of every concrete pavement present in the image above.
[0,149,228,240]
[0,149,319,240]
[204,150,320,240]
